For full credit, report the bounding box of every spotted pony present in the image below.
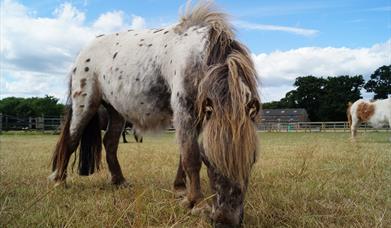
[347,97,391,139]
[50,1,260,226]
[98,106,143,143]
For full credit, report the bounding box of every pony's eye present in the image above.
[247,99,260,120]
[205,106,213,119]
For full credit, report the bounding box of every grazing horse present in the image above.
[347,98,391,139]
[98,106,143,143]
[50,1,260,226]
[123,122,143,143]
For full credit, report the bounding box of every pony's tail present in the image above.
[347,102,353,128]
[51,107,72,175]
[78,112,102,176]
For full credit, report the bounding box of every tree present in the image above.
[262,75,365,121]
[319,75,364,121]
[0,95,65,117]
[364,65,391,99]
[285,76,326,121]
[262,101,288,109]
[0,97,25,116]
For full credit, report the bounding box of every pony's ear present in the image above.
[204,98,213,120]
[247,98,260,120]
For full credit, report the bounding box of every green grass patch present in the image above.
[0,132,390,227]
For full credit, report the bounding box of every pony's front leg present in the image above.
[173,154,187,198]
[350,118,360,141]
[103,104,127,186]
[389,119,391,142]
[176,128,203,208]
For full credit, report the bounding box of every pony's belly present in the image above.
[104,89,173,132]
[124,103,173,131]
[100,62,173,131]
[368,115,389,128]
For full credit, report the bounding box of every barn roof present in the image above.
[262,109,308,116]
[261,108,309,122]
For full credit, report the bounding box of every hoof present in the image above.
[180,197,192,208]
[112,180,131,188]
[48,171,57,181]
[191,201,211,219]
[179,195,203,209]
[48,171,66,187]
[54,180,67,188]
[173,187,187,198]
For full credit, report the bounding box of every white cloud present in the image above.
[53,3,85,24]
[259,85,295,103]
[93,11,128,33]
[1,0,389,105]
[91,13,146,33]
[0,0,146,102]
[234,20,318,37]
[253,39,391,102]
[130,15,146,30]
[1,70,68,99]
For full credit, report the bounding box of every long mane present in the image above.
[176,1,259,187]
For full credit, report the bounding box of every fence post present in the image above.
[42,115,45,132]
[36,116,43,131]
[0,113,2,133]
[5,115,8,131]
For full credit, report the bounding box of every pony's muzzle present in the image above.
[214,222,239,228]
[211,205,244,227]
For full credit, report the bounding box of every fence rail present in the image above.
[0,114,62,132]
[0,114,389,133]
[257,121,390,132]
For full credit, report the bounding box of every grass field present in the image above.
[1,132,390,227]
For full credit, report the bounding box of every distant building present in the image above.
[261,109,309,122]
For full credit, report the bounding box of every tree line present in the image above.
[263,65,391,121]
[0,95,65,117]
[0,65,389,121]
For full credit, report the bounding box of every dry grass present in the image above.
[0,132,390,227]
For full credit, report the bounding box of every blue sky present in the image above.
[1,0,390,102]
[13,0,391,52]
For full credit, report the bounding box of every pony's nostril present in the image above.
[213,222,235,228]
[213,222,241,228]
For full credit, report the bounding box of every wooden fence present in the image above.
[0,113,389,133]
[0,114,62,132]
[257,121,390,132]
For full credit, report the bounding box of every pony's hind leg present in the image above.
[49,108,80,184]
[103,104,127,185]
[50,102,100,184]
[122,129,128,143]
[50,75,102,184]
[133,129,142,143]
[173,154,187,198]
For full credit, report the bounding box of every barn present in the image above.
[261,109,309,122]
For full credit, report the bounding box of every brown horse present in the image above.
[98,106,143,143]
[50,1,260,226]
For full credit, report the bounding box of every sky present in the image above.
[1,0,390,103]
